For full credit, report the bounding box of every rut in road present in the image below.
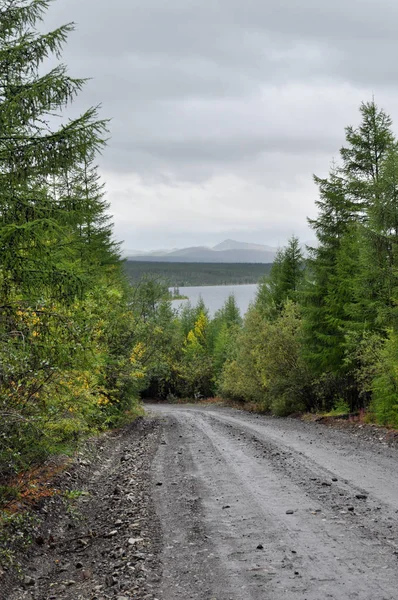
[150,404,398,600]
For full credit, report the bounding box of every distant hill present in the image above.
[126,239,278,263]
[122,248,173,258]
[213,239,277,253]
[166,246,209,258]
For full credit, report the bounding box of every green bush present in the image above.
[370,331,398,427]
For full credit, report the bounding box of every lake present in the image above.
[171,284,258,317]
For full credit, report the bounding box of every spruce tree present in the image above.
[303,169,353,375]
[279,235,304,298]
[256,235,304,319]
[340,103,397,332]
[302,101,396,406]
[359,145,398,328]
[341,101,394,189]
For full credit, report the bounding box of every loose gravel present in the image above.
[2,418,162,600]
[2,405,398,600]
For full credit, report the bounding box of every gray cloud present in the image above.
[40,0,398,249]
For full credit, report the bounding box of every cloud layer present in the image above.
[43,0,398,250]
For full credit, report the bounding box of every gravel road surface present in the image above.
[149,404,398,600]
[3,405,398,600]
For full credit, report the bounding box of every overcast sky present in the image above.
[44,0,398,251]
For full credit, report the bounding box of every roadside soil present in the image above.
[2,418,162,600]
[2,404,398,600]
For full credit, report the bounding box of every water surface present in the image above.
[171,284,258,316]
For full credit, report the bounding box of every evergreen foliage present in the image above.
[0,1,140,495]
[256,235,304,319]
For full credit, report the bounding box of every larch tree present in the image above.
[0,0,108,304]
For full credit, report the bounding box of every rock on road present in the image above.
[148,403,398,600]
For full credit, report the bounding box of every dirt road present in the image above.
[149,404,398,600]
[4,405,398,600]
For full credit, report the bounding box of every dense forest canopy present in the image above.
[123,261,273,287]
[1,0,398,512]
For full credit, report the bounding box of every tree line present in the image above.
[137,101,398,429]
[123,261,272,287]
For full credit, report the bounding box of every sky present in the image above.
[44,0,398,252]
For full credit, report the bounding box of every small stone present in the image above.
[75,562,84,569]
[24,576,35,586]
[286,510,294,515]
[121,454,132,462]
[76,538,88,547]
[332,477,338,482]
[347,506,355,512]
[355,494,368,500]
[156,482,163,486]
[105,574,115,587]
[105,530,118,538]
[81,570,92,580]
[222,505,231,509]
[256,544,264,550]
[128,537,144,545]
[321,481,332,487]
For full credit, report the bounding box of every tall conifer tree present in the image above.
[0,0,108,303]
[303,101,396,400]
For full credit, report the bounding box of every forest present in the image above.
[132,97,398,430]
[123,261,272,287]
[1,0,398,513]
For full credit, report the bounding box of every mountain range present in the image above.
[123,239,278,263]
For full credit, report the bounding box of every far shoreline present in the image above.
[124,261,272,288]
